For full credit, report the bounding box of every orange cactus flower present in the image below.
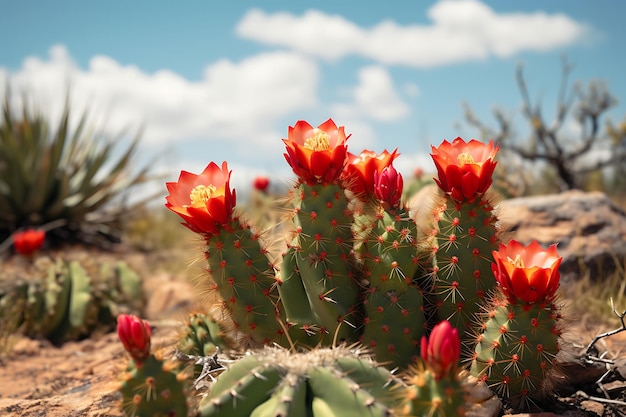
[420,320,460,380]
[283,119,350,185]
[165,161,237,236]
[13,228,45,255]
[117,314,151,363]
[492,240,562,304]
[430,137,499,202]
[374,164,404,209]
[342,149,399,199]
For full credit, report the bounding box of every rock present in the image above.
[499,190,626,278]
[579,400,604,416]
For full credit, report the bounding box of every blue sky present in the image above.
[1,0,624,195]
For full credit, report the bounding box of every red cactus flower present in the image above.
[13,229,45,255]
[117,314,151,363]
[253,175,270,192]
[283,119,350,185]
[492,240,562,304]
[430,137,499,202]
[421,320,460,380]
[342,149,399,199]
[165,161,237,236]
[374,164,404,209]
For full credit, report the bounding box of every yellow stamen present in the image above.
[457,152,475,165]
[507,254,525,268]
[303,130,331,151]
[189,184,217,206]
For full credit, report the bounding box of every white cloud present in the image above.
[331,65,409,129]
[236,0,589,68]
[353,66,410,121]
[0,45,319,157]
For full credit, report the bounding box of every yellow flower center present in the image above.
[303,130,331,151]
[507,254,525,269]
[189,184,217,206]
[456,152,475,165]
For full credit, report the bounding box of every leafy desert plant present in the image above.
[0,91,156,249]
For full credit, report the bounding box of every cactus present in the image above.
[162,120,567,415]
[280,181,361,345]
[0,255,144,343]
[117,314,189,417]
[427,138,500,353]
[401,320,467,417]
[356,164,426,369]
[166,161,287,348]
[278,120,362,345]
[198,345,403,417]
[177,311,235,379]
[471,240,563,409]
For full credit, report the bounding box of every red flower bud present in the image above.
[374,165,403,209]
[341,149,399,200]
[117,314,151,363]
[13,229,45,255]
[420,320,460,380]
[253,176,270,192]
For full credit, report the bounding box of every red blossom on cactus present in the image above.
[492,240,562,304]
[283,119,350,185]
[165,161,237,236]
[374,164,403,209]
[430,137,499,202]
[13,228,45,255]
[342,149,399,199]
[421,320,460,380]
[253,176,270,192]
[117,314,151,363]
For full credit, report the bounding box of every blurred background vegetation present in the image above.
[461,59,626,205]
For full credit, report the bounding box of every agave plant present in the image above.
[0,91,157,249]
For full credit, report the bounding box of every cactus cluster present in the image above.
[120,118,568,416]
[0,253,144,343]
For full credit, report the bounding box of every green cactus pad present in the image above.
[402,364,467,417]
[119,354,188,417]
[471,299,561,408]
[278,182,361,345]
[361,286,424,370]
[431,193,499,352]
[0,255,145,343]
[204,217,285,346]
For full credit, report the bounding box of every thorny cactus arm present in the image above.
[117,314,189,417]
[471,240,564,410]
